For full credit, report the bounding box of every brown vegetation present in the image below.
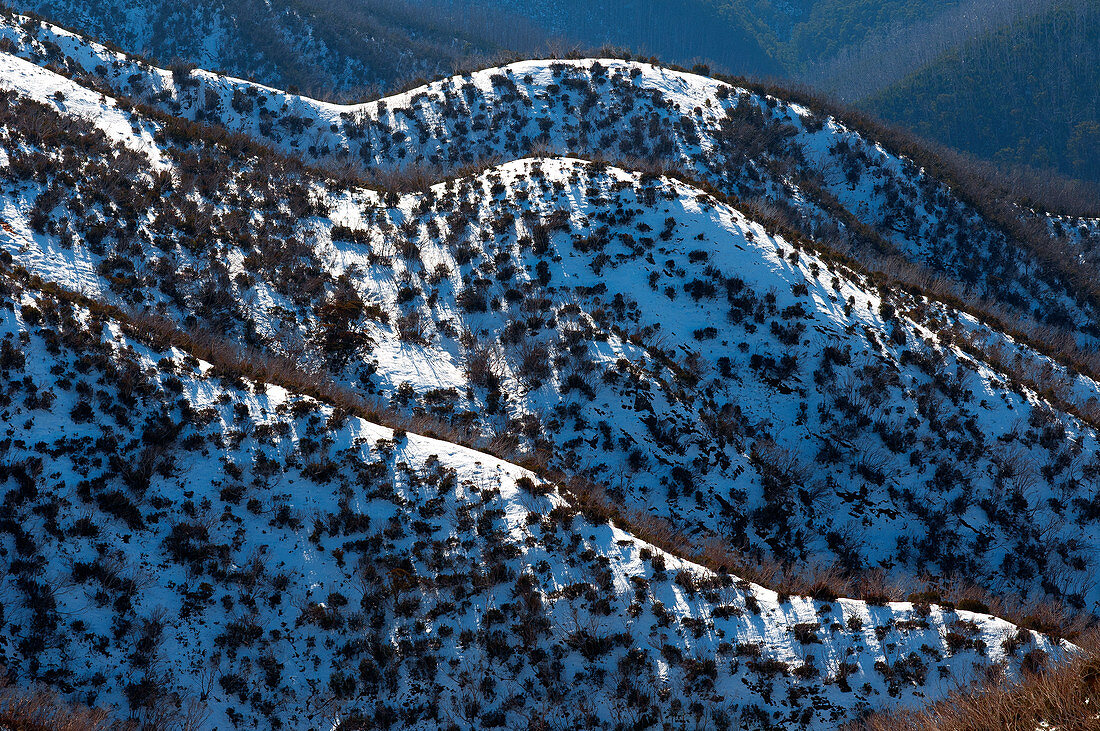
[0,675,114,731]
[855,631,1100,731]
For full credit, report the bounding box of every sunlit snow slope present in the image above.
[0,15,1091,731]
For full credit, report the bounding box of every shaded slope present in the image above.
[481,0,777,76]
[867,0,1100,185]
[7,0,546,97]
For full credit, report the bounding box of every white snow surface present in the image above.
[0,272,1068,729]
[0,51,165,168]
[0,15,1091,730]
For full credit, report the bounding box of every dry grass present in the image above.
[0,675,115,731]
[855,632,1100,731]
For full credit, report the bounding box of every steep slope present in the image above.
[3,50,1100,619]
[0,18,1096,730]
[0,215,1063,729]
[1,7,1095,353]
[867,0,1100,185]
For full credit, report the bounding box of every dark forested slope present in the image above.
[6,0,546,97]
[867,0,1100,185]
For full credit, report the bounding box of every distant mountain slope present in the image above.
[867,0,1100,185]
[6,0,546,97]
[793,0,1053,99]
[481,0,778,76]
[730,0,964,71]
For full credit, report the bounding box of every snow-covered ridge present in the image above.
[2,69,1098,621]
[0,51,165,167]
[0,7,1095,349]
[0,14,1095,729]
[0,264,1067,729]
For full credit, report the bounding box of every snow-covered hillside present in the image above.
[1,8,1093,353]
[1,64,1098,614]
[0,220,1066,730]
[0,11,1095,731]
